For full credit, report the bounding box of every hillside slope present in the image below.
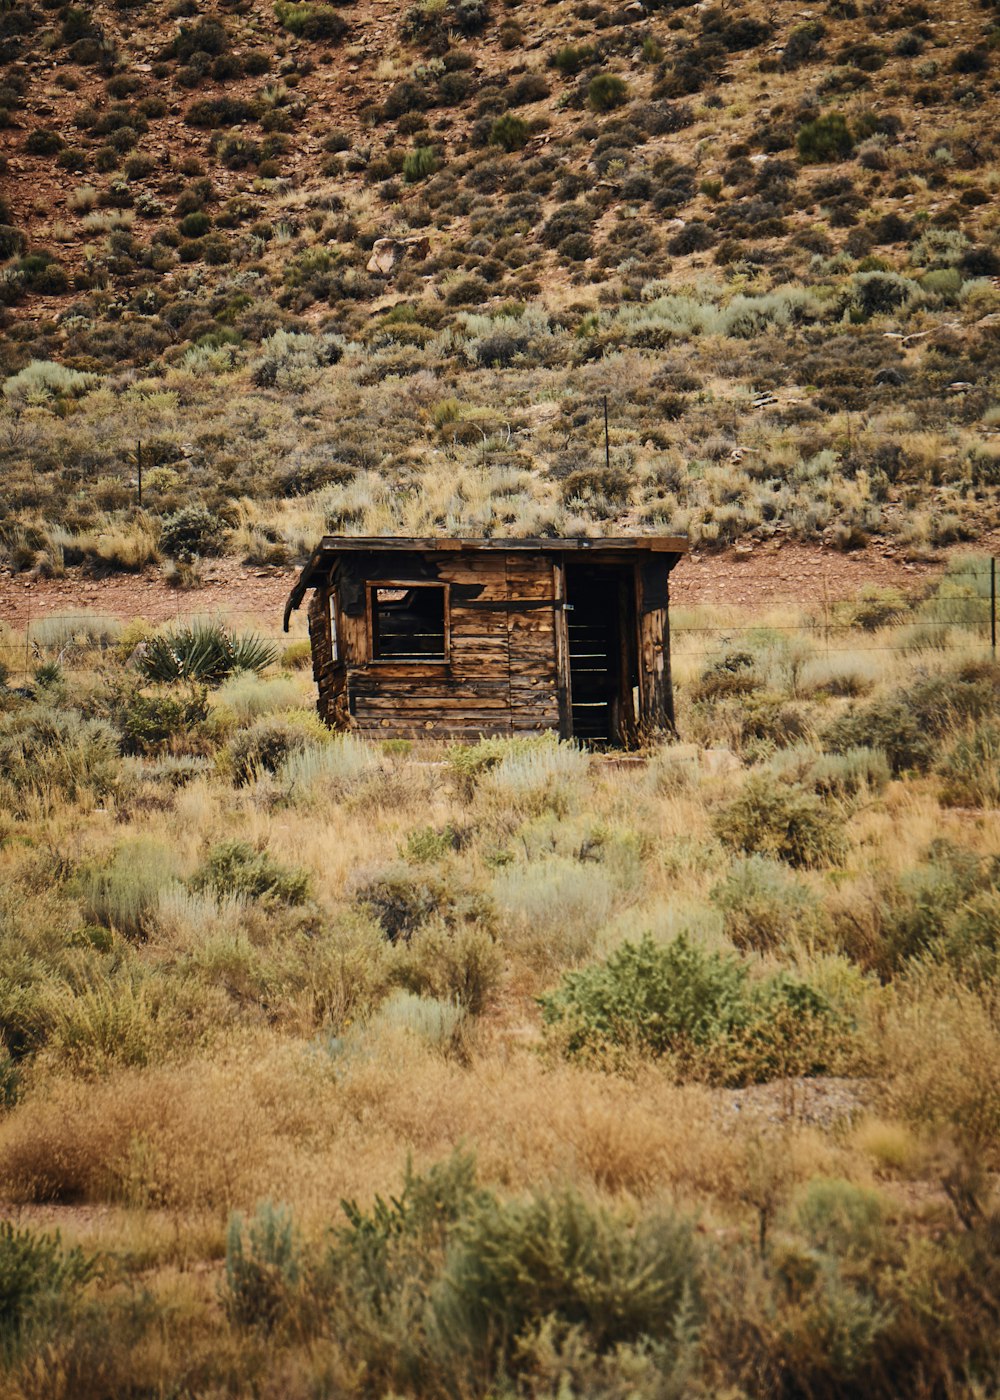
[0,0,998,575]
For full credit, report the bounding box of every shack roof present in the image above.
[283,534,688,629]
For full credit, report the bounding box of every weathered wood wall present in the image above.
[313,549,561,740]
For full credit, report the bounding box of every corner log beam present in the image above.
[636,555,677,739]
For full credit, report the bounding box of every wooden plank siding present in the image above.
[309,550,559,739]
[293,539,686,745]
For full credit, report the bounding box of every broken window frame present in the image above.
[366,580,451,663]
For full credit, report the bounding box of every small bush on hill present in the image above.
[797,113,854,163]
[588,75,628,112]
[489,113,529,151]
[274,2,349,41]
[403,146,437,182]
[159,506,225,562]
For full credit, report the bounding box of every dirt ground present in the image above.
[1,536,994,632]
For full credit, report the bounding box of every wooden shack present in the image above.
[283,536,688,747]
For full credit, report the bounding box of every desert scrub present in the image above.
[115,685,209,756]
[539,934,857,1084]
[77,839,182,941]
[191,840,309,906]
[864,842,1000,984]
[224,1200,303,1332]
[713,774,847,869]
[0,705,120,816]
[221,712,327,785]
[710,855,827,953]
[316,1152,699,1391]
[796,113,854,163]
[491,856,614,967]
[278,736,382,803]
[936,723,1000,809]
[158,506,226,562]
[0,1221,96,1359]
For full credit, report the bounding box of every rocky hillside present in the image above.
[0,0,998,574]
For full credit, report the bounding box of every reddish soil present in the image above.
[2,536,996,633]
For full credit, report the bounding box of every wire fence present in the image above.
[0,566,996,676]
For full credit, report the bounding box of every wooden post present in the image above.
[636,557,676,738]
[136,440,142,507]
[991,556,997,661]
[603,395,610,474]
[552,558,572,740]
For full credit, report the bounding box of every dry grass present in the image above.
[1,597,999,1392]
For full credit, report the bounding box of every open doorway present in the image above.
[564,563,638,747]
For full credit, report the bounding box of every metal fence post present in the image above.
[991,556,997,661]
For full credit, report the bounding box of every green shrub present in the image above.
[137,623,277,686]
[225,1201,302,1331]
[403,146,437,182]
[2,359,97,404]
[281,639,312,670]
[117,686,209,755]
[0,1222,96,1357]
[192,839,309,905]
[489,113,529,151]
[553,43,593,75]
[795,1178,885,1258]
[713,776,847,869]
[540,934,853,1084]
[0,705,120,816]
[711,855,824,952]
[274,1,349,41]
[768,746,891,800]
[24,129,63,156]
[937,723,1000,809]
[390,923,501,1016]
[278,737,381,802]
[329,1154,696,1390]
[159,506,225,562]
[185,98,257,129]
[588,74,629,112]
[821,699,930,775]
[225,715,315,785]
[78,838,180,941]
[871,842,1000,982]
[436,1190,698,1376]
[797,113,854,163]
[178,210,211,238]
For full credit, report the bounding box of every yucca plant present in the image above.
[136,623,277,685]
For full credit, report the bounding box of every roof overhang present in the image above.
[283,535,689,630]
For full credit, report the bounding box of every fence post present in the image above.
[991,556,997,661]
[137,440,142,508]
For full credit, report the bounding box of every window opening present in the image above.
[369,583,448,661]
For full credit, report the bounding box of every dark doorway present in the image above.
[564,564,638,747]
